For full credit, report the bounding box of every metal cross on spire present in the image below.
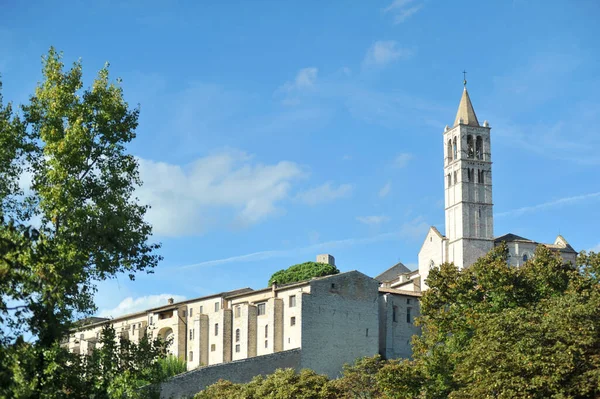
[463,70,467,87]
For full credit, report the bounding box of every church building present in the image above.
[381,84,577,291]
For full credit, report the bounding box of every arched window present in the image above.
[476,136,483,160]
[522,254,528,262]
[467,168,471,182]
[453,137,458,160]
[467,135,474,158]
[481,170,485,184]
[235,329,240,343]
[265,325,268,338]
[447,139,453,162]
[447,174,451,187]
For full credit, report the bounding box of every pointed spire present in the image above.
[453,87,480,127]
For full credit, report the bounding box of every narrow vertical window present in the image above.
[467,135,474,158]
[407,308,412,324]
[447,174,451,187]
[476,136,483,159]
[447,139,453,162]
[235,344,240,353]
[291,317,296,326]
[189,308,193,317]
[189,330,193,340]
[214,323,219,336]
[453,136,458,160]
[189,351,193,361]
[453,171,458,185]
[235,306,241,318]
[265,340,268,348]
[235,329,240,343]
[265,325,268,338]
[392,306,398,322]
[289,295,296,308]
[199,306,203,314]
[214,302,220,312]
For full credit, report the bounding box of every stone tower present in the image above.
[443,86,494,269]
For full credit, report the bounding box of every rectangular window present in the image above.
[407,298,411,305]
[366,328,369,337]
[199,306,203,314]
[290,316,296,326]
[215,302,220,312]
[235,306,241,318]
[407,307,412,324]
[235,329,240,342]
[265,340,268,348]
[211,344,216,352]
[215,323,219,336]
[189,351,193,361]
[80,333,84,340]
[257,303,266,316]
[150,316,153,324]
[265,325,268,338]
[235,344,240,353]
[182,310,186,317]
[289,295,296,308]
[189,329,193,340]
[189,308,193,317]
[393,306,398,322]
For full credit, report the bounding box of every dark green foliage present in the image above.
[194,368,336,399]
[268,261,339,286]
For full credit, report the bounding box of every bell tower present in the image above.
[443,83,494,269]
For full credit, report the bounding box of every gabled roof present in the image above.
[494,233,534,243]
[374,262,411,283]
[495,233,578,254]
[454,87,480,127]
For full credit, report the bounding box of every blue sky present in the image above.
[1,0,599,318]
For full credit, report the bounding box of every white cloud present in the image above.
[356,215,390,225]
[394,153,414,168]
[279,67,318,92]
[384,0,423,24]
[379,182,392,198]
[363,41,412,67]
[173,216,430,270]
[590,243,600,253]
[496,192,600,218]
[136,150,305,236]
[98,294,186,318]
[296,182,353,205]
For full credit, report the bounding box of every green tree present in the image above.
[0,48,161,397]
[268,261,339,286]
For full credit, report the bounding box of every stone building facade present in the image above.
[66,260,421,387]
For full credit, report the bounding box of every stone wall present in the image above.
[159,348,302,399]
[300,271,380,378]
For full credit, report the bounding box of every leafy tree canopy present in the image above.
[268,261,340,286]
[0,47,161,397]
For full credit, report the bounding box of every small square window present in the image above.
[257,303,266,316]
[331,283,336,289]
[211,344,216,352]
[290,317,296,326]
[289,295,296,308]
[235,344,240,353]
